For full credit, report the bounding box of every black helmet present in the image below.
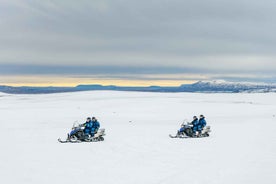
[87,117,91,120]
[193,116,197,119]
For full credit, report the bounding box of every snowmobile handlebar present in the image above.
[71,123,85,130]
[181,121,191,126]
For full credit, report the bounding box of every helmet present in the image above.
[193,116,197,119]
[200,114,204,118]
[87,117,91,120]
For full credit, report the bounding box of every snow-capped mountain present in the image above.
[180,80,276,93]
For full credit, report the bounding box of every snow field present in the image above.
[0,91,275,184]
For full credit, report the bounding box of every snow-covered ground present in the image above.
[0,91,275,184]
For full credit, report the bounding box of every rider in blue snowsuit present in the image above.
[191,116,199,134]
[91,117,100,136]
[198,115,207,132]
[83,117,93,136]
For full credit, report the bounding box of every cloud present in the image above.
[0,0,276,82]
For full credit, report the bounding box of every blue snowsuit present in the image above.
[198,117,206,131]
[191,118,199,133]
[84,120,93,135]
[91,120,100,136]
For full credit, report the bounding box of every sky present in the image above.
[1,0,276,86]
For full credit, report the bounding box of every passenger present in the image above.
[91,117,100,136]
[83,117,93,137]
[198,114,207,133]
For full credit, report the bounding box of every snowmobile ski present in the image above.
[58,138,81,143]
[169,134,190,139]
[169,134,178,138]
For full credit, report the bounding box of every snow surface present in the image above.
[0,91,275,184]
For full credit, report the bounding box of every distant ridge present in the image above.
[1,80,276,94]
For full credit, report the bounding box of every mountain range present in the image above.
[1,80,276,94]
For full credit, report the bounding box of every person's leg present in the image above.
[90,128,95,137]
[198,125,202,135]
[192,126,197,133]
[83,128,90,139]
[192,126,198,136]
[84,128,89,135]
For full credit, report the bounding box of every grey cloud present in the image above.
[0,0,276,81]
[0,64,207,75]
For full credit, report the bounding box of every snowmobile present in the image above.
[169,121,211,138]
[58,123,105,143]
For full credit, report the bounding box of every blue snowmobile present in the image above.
[169,120,211,138]
[58,122,105,143]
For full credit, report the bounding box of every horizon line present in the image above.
[0,82,190,88]
[1,80,276,88]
